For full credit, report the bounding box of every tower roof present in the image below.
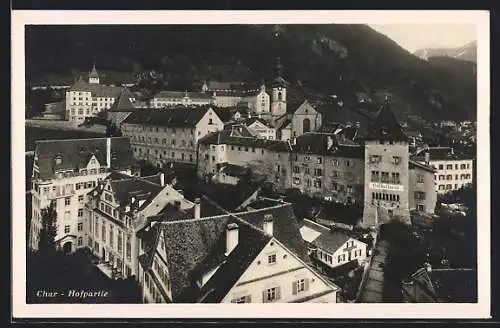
[89,63,99,79]
[272,57,288,88]
[364,99,408,142]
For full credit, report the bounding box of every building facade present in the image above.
[65,65,135,125]
[152,91,216,108]
[121,106,224,167]
[29,137,137,253]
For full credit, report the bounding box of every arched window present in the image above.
[303,118,311,133]
[278,91,283,101]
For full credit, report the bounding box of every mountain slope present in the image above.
[25,24,476,121]
[414,41,477,63]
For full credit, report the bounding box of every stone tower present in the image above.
[89,63,100,84]
[361,100,411,229]
[271,57,287,118]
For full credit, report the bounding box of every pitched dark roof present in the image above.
[413,147,472,161]
[121,107,211,128]
[155,90,214,100]
[69,80,122,98]
[301,219,353,254]
[291,132,364,158]
[242,117,274,128]
[362,102,408,142]
[199,127,290,152]
[402,268,439,303]
[34,137,135,180]
[89,64,99,78]
[207,81,245,91]
[218,163,249,177]
[409,159,436,173]
[108,88,136,112]
[110,177,163,211]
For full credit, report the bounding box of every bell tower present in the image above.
[89,63,100,84]
[271,57,287,118]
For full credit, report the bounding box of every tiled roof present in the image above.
[301,220,351,254]
[34,137,135,180]
[199,127,290,152]
[108,88,136,112]
[291,132,364,158]
[218,163,249,177]
[154,90,214,100]
[69,80,122,98]
[413,147,472,161]
[409,159,436,173]
[207,81,245,91]
[121,107,211,128]
[137,200,311,303]
[402,267,439,303]
[362,102,408,142]
[242,117,274,129]
[89,64,99,78]
[109,177,163,211]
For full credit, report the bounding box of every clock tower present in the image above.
[271,57,287,118]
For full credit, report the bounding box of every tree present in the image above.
[106,122,123,137]
[38,202,58,254]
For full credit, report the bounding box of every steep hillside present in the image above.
[414,41,477,63]
[25,24,476,121]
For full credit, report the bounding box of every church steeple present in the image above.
[271,57,287,117]
[89,63,100,84]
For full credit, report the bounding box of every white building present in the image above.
[300,219,367,271]
[137,198,340,303]
[242,117,277,140]
[65,65,136,125]
[152,91,216,108]
[29,137,137,253]
[413,147,474,193]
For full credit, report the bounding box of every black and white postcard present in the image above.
[11,10,491,319]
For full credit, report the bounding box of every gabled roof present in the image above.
[207,81,245,91]
[121,106,213,128]
[413,147,472,161]
[362,102,408,142]
[301,220,352,254]
[110,177,163,211]
[291,132,364,158]
[69,80,122,98]
[136,201,312,303]
[242,117,274,129]
[154,90,214,100]
[409,159,436,173]
[218,163,249,177]
[402,267,439,303]
[108,88,136,112]
[89,63,99,78]
[34,137,135,180]
[199,127,290,152]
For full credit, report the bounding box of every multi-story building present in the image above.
[413,147,474,193]
[242,116,277,140]
[137,197,340,303]
[29,137,137,253]
[152,91,216,108]
[361,103,437,228]
[65,64,136,125]
[120,106,224,168]
[85,171,194,279]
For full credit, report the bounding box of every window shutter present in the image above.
[276,287,281,300]
[262,291,267,303]
[245,295,252,303]
[304,278,310,291]
[230,299,237,303]
[292,281,297,295]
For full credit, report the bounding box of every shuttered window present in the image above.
[292,278,310,295]
[263,287,280,302]
[230,295,252,303]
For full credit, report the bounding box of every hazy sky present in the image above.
[369,24,477,53]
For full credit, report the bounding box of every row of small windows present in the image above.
[437,174,471,181]
[230,278,310,303]
[130,135,195,147]
[372,192,400,202]
[133,147,194,162]
[371,171,401,184]
[436,163,471,170]
[369,155,402,165]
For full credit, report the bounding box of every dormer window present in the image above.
[90,158,96,165]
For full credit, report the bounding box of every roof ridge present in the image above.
[35,137,126,144]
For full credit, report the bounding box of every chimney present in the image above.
[292,137,297,145]
[160,172,165,187]
[424,152,430,165]
[106,137,111,168]
[263,214,273,236]
[131,196,136,204]
[225,223,239,255]
[194,198,201,219]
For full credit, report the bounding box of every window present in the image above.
[268,253,277,264]
[304,168,310,174]
[293,279,309,294]
[392,156,401,165]
[391,172,400,184]
[293,177,301,185]
[118,231,123,253]
[446,175,452,180]
[438,164,444,170]
[417,204,425,212]
[231,295,251,303]
[314,179,322,188]
[381,172,389,183]
[64,225,70,233]
[417,174,425,183]
[77,222,83,231]
[263,287,280,302]
[347,185,353,194]
[77,237,82,246]
[446,184,452,190]
[126,236,131,260]
[78,208,83,217]
[314,168,323,176]
[369,155,381,164]
[414,191,426,200]
[102,225,106,242]
[317,157,322,164]
[438,185,445,190]
[460,164,466,169]
[302,119,311,134]
[65,197,71,206]
[371,171,379,182]
[446,164,453,170]
[293,166,300,174]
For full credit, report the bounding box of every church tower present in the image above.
[361,98,411,229]
[89,63,100,84]
[271,57,287,118]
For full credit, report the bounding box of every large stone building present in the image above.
[65,64,136,125]
[120,106,224,168]
[29,137,137,253]
[412,147,474,194]
[152,91,216,108]
[85,171,194,279]
[360,103,437,228]
[137,197,340,303]
[199,103,437,228]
